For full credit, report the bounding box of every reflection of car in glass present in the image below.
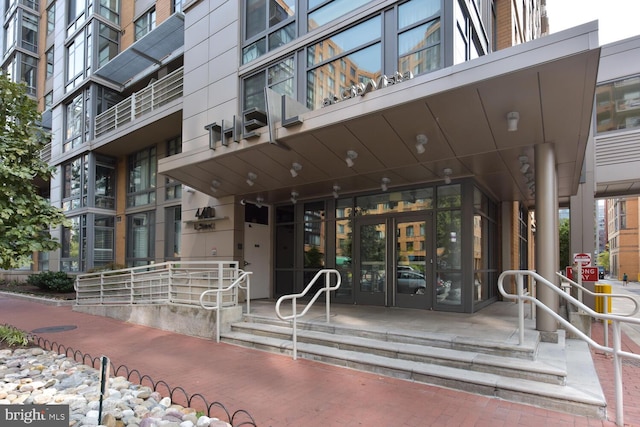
[397,271,451,295]
[598,266,605,279]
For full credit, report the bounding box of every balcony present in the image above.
[95,66,183,138]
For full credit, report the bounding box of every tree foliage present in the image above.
[0,75,67,270]
[597,250,609,272]
[558,218,570,271]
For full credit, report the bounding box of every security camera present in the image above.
[240,199,246,205]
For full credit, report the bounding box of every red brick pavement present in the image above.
[0,295,633,426]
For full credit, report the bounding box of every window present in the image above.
[93,215,115,268]
[619,200,627,230]
[128,146,157,207]
[44,91,53,110]
[67,0,89,37]
[20,11,38,53]
[307,0,371,31]
[64,90,89,151]
[397,0,441,76]
[66,28,91,92]
[165,206,182,260]
[596,75,640,134]
[127,211,156,266]
[46,47,54,78]
[165,137,182,200]
[406,225,414,237]
[4,12,16,54]
[242,0,295,64]
[95,159,116,209]
[62,156,87,212]
[98,22,119,68]
[98,0,119,24]
[134,8,156,41]
[18,53,37,96]
[243,56,295,112]
[61,215,84,272]
[306,17,382,109]
[173,0,184,13]
[47,4,55,34]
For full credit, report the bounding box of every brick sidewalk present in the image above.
[0,295,631,426]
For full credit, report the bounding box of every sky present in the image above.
[545,0,640,45]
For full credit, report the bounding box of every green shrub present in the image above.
[26,271,75,293]
[0,325,29,347]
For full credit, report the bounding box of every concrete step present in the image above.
[242,313,539,360]
[228,321,566,385]
[221,317,606,418]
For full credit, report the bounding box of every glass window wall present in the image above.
[134,8,156,41]
[243,0,295,64]
[596,75,640,133]
[127,146,157,207]
[126,211,156,266]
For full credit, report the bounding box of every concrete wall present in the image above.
[73,304,243,339]
[180,1,242,262]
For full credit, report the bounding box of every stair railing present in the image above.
[199,271,252,343]
[275,269,341,360]
[498,269,640,427]
[556,271,639,347]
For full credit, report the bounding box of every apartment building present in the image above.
[2,1,603,324]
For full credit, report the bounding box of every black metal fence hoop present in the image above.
[7,331,259,427]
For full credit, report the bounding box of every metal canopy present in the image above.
[159,22,601,207]
[95,13,184,87]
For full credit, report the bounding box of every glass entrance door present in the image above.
[355,220,387,306]
[394,215,433,309]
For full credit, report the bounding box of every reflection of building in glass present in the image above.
[596,76,640,132]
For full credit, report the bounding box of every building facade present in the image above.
[3,1,605,322]
[606,197,639,281]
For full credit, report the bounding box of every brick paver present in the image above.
[0,295,632,426]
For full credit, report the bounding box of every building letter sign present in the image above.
[322,71,413,107]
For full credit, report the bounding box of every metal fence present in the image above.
[75,261,241,307]
[94,66,183,137]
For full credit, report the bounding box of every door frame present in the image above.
[354,217,389,306]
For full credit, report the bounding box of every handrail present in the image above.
[499,269,640,426]
[556,271,640,316]
[275,269,341,360]
[199,271,252,343]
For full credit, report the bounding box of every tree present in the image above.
[0,75,67,270]
[558,218,570,271]
[597,250,609,272]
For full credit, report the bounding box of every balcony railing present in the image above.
[39,142,51,163]
[95,67,183,138]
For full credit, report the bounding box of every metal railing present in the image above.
[275,269,341,360]
[498,270,640,427]
[200,271,252,343]
[94,66,183,137]
[556,271,639,347]
[75,261,241,307]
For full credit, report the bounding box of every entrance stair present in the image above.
[220,305,606,419]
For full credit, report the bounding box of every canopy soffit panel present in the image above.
[159,22,600,207]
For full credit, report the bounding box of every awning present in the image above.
[94,12,184,87]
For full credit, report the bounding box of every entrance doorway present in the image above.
[354,214,434,309]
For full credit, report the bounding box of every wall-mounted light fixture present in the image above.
[345,150,358,167]
[290,162,302,178]
[381,177,391,192]
[519,155,530,174]
[290,191,299,204]
[210,180,221,193]
[246,172,257,186]
[507,111,520,132]
[415,134,428,154]
[184,186,195,194]
[255,196,264,208]
[443,168,453,185]
[332,185,341,199]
